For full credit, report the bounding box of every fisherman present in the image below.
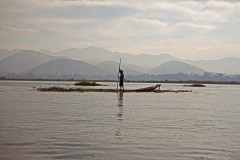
[119,69,124,90]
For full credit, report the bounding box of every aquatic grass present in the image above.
[37,86,117,93]
[183,84,206,87]
[74,80,105,86]
[37,86,192,93]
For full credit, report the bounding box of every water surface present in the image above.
[0,81,239,160]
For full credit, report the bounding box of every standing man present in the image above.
[119,69,124,91]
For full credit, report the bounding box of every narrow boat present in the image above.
[133,84,161,92]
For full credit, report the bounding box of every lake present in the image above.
[0,80,239,160]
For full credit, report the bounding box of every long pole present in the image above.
[117,58,121,90]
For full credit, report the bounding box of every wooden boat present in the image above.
[133,84,161,92]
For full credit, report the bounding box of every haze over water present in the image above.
[0,81,240,160]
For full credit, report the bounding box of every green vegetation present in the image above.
[74,80,105,86]
[37,86,192,93]
[183,84,206,87]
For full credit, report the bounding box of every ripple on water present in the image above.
[0,81,240,160]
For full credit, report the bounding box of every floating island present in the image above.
[183,84,206,87]
[37,84,192,93]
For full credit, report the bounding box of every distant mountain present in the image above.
[186,57,240,74]
[122,63,153,73]
[56,46,114,62]
[97,61,144,75]
[11,49,23,54]
[38,49,53,55]
[0,50,53,73]
[149,61,206,75]
[1,47,239,76]
[55,47,240,74]
[123,53,179,67]
[96,61,118,74]
[24,58,108,75]
[56,46,178,67]
[0,49,10,60]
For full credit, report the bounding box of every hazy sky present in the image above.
[0,0,240,60]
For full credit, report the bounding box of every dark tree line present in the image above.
[1,72,240,83]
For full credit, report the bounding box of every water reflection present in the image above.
[115,92,124,140]
[117,92,124,120]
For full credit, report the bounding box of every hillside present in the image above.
[0,49,10,60]
[0,50,53,73]
[24,58,108,75]
[55,46,240,74]
[56,46,114,62]
[121,53,179,67]
[38,49,53,55]
[0,47,239,76]
[149,61,206,75]
[56,46,178,67]
[186,57,240,74]
[97,61,144,75]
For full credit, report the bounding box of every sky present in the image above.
[0,0,240,60]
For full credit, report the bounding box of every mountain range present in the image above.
[0,47,239,78]
[0,49,10,60]
[0,50,53,73]
[23,58,107,75]
[149,61,206,75]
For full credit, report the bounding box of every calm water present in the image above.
[0,81,240,160]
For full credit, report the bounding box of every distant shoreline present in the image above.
[1,79,240,85]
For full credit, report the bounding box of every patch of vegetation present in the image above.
[74,80,105,86]
[183,84,206,87]
[37,86,192,93]
[154,89,192,93]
